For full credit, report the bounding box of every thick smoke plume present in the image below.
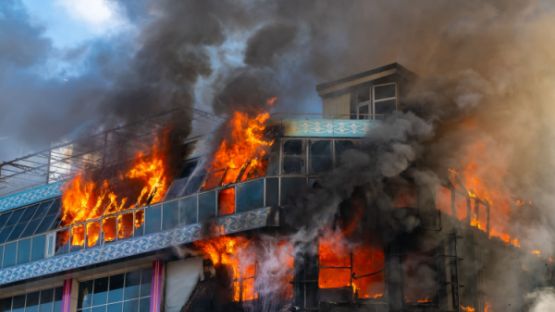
[4,0,555,310]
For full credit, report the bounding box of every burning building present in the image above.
[0,63,552,312]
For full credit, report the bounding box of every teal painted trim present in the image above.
[0,182,63,212]
[282,119,374,138]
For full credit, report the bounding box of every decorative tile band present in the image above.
[0,207,276,286]
[282,119,374,138]
[0,181,63,212]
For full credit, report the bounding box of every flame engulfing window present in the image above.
[318,230,385,299]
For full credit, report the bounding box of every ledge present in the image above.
[0,207,277,286]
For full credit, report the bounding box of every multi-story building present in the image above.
[0,63,549,312]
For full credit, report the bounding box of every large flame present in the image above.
[203,111,274,190]
[318,228,385,299]
[436,139,523,248]
[61,133,170,247]
[194,235,294,302]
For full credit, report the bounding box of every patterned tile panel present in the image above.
[0,207,276,286]
[283,119,374,138]
[0,182,63,212]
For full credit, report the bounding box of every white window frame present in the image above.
[372,82,398,119]
[355,87,372,120]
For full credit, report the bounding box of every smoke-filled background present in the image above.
[3,0,555,310]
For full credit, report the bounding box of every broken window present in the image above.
[218,187,236,216]
[402,253,437,305]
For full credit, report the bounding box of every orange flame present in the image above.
[195,235,257,302]
[461,305,476,312]
[194,235,294,302]
[318,228,385,299]
[61,133,170,247]
[203,111,274,189]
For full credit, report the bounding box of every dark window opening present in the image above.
[309,140,333,174]
[282,140,305,174]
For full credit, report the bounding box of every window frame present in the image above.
[372,82,398,119]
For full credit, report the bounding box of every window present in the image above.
[144,204,162,235]
[77,268,151,312]
[0,287,62,312]
[218,187,236,216]
[334,140,355,165]
[309,140,333,174]
[236,180,264,213]
[178,196,197,225]
[353,86,371,120]
[373,83,397,119]
[282,140,305,174]
[198,191,216,222]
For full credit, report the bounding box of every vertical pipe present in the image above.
[61,278,72,312]
[150,259,165,312]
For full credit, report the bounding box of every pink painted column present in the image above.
[61,278,72,312]
[150,260,165,312]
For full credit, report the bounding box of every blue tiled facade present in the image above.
[0,182,63,213]
[0,207,276,286]
[282,119,373,138]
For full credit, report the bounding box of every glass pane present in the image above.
[356,86,370,102]
[265,178,279,207]
[183,174,205,196]
[162,201,179,230]
[21,204,39,221]
[178,196,197,225]
[17,238,31,265]
[357,104,369,119]
[33,201,54,220]
[92,306,106,312]
[123,300,138,312]
[55,229,70,255]
[138,298,149,312]
[374,99,396,117]
[280,178,306,205]
[7,223,26,241]
[335,140,355,165]
[3,241,17,267]
[134,210,144,237]
[78,280,93,309]
[53,287,62,312]
[140,268,152,297]
[35,215,57,235]
[106,303,122,312]
[124,271,141,299]
[0,225,14,244]
[0,298,11,311]
[309,141,332,174]
[283,140,303,155]
[236,180,264,213]
[282,140,305,174]
[218,187,235,216]
[6,209,25,226]
[92,277,109,307]
[198,192,216,222]
[0,245,3,268]
[26,291,40,310]
[39,289,53,312]
[265,143,280,176]
[117,214,134,240]
[374,84,396,100]
[108,274,124,303]
[164,178,187,200]
[31,235,46,261]
[144,205,162,235]
[0,211,11,228]
[12,295,25,312]
[21,219,42,237]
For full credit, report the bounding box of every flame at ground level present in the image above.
[61,133,170,247]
